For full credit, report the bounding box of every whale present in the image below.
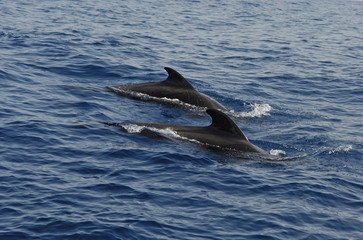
[106,109,266,154]
[108,67,226,110]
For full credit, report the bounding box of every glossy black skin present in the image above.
[133,122,266,154]
[109,67,226,110]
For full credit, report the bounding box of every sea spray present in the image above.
[231,103,272,118]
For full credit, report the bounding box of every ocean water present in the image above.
[1,0,362,239]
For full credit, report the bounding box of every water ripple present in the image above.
[0,0,362,239]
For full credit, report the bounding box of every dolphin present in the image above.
[108,109,266,154]
[108,67,226,110]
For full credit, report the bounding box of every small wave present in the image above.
[328,145,352,154]
[110,87,272,119]
[230,103,272,118]
[121,123,186,140]
[109,87,205,111]
[121,123,213,148]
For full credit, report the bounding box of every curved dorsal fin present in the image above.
[206,109,249,141]
[162,67,195,90]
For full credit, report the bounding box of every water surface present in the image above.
[1,0,362,239]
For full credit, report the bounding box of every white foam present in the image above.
[159,97,204,110]
[121,123,184,139]
[119,123,145,133]
[151,127,182,139]
[230,103,272,118]
[121,123,207,147]
[328,145,352,154]
[269,149,287,156]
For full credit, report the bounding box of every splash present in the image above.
[328,145,352,154]
[119,123,145,133]
[230,103,272,118]
[269,149,287,156]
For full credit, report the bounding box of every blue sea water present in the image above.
[1,0,362,239]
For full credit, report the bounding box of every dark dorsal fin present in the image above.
[206,109,249,141]
[162,67,195,90]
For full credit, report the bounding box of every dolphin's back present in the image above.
[110,67,226,110]
[130,109,266,154]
